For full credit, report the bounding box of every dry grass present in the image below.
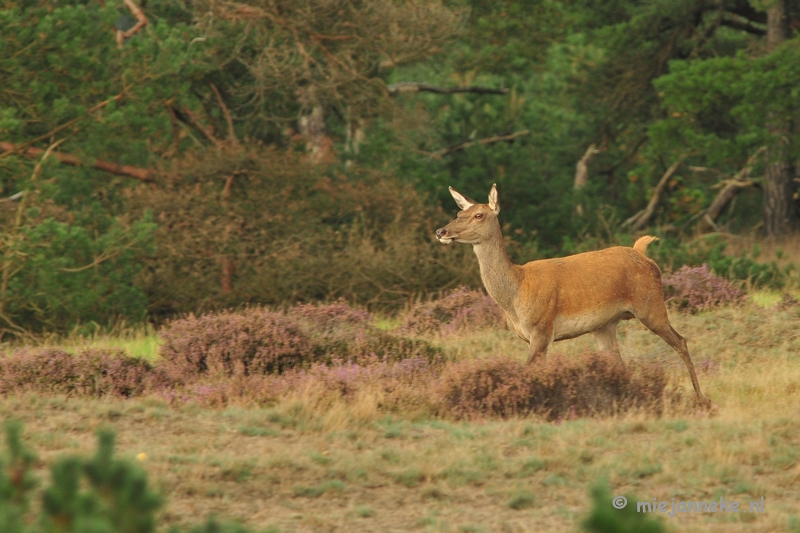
[720,233,800,272]
[1,303,800,532]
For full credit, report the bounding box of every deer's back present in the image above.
[515,246,663,318]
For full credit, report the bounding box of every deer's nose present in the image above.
[436,228,448,238]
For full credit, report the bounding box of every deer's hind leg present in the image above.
[635,305,711,407]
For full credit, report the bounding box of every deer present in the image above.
[435,184,711,407]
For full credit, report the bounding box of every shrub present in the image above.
[129,148,480,321]
[0,348,155,398]
[662,263,746,313]
[436,353,668,421]
[397,286,505,336]
[158,308,315,379]
[158,302,441,380]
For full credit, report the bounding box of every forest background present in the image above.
[2,0,800,335]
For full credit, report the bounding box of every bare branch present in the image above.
[0,142,155,182]
[429,130,530,159]
[387,82,508,96]
[59,249,122,273]
[0,192,24,203]
[625,155,688,231]
[117,0,149,49]
[173,107,224,149]
[726,2,766,25]
[574,144,602,190]
[720,14,766,35]
[699,146,766,229]
[209,83,238,147]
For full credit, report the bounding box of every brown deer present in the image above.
[436,184,711,407]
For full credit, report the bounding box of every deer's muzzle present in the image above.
[436,227,454,243]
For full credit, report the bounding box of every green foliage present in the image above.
[582,483,664,533]
[6,214,155,333]
[0,420,38,530]
[1,0,799,334]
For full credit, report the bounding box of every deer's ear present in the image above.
[488,183,500,215]
[449,187,476,211]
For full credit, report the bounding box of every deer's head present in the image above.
[436,184,500,245]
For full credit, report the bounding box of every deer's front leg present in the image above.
[506,315,528,342]
[525,324,553,365]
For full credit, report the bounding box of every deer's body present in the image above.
[436,184,711,407]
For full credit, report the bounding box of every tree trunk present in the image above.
[763,0,797,236]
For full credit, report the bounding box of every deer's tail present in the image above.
[633,235,659,255]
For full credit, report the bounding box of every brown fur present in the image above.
[436,185,711,407]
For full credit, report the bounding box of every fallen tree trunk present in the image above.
[0,142,155,182]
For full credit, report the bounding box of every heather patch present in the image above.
[663,264,747,313]
[158,303,441,380]
[397,287,505,336]
[436,353,670,421]
[0,348,155,398]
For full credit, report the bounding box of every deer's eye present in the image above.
[474,213,484,219]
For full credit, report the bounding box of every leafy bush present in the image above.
[436,353,668,421]
[0,212,155,336]
[397,286,505,336]
[129,148,480,320]
[0,349,155,398]
[662,264,746,313]
[158,302,441,380]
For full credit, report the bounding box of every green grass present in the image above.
[52,324,162,360]
[750,290,784,307]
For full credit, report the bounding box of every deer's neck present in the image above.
[472,232,521,311]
